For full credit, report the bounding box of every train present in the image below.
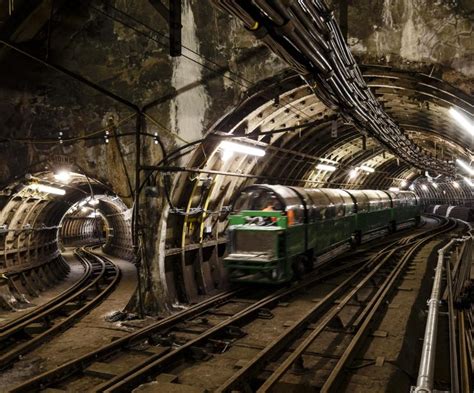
[224,184,421,283]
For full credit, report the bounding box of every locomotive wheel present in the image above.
[303,254,314,272]
[292,257,306,279]
[388,221,396,233]
[350,231,362,249]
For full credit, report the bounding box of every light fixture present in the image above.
[88,198,99,206]
[28,183,66,196]
[81,206,90,213]
[400,180,407,187]
[449,108,474,135]
[53,170,71,183]
[88,212,100,218]
[432,183,438,189]
[316,163,337,172]
[421,184,428,191]
[456,158,474,175]
[349,169,358,179]
[463,176,474,187]
[219,141,265,161]
[453,181,460,188]
[359,165,375,173]
[409,184,415,191]
[388,187,399,192]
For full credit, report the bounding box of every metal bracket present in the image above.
[149,0,182,57]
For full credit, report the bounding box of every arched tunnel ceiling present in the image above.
[167,65,473,255]
[178,67,473,197]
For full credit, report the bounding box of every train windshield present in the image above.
[233,188,284,212]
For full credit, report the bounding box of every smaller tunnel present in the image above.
[0,170,133,310]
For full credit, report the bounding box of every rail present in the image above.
[0,247,120,369]
[9,216,458,392]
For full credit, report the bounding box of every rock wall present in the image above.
[0,0,471,312]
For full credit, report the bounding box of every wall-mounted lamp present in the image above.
[219,141,265,161]
[316,163,337,172]
[27,183,66,196]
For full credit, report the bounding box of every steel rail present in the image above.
[218,217,453,392]
[0,248,120,369]
[9,288,244,392]
[96,259,374,393]
[11,218,434,392]
[215,248,398,392]
[321,218,458,393]
[97,219,446,393]
[216,217,438,392]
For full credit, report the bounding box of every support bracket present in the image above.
[149,0,182,57]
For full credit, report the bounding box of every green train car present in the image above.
[224,184,421,283]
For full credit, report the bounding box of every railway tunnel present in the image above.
[0,1,472,392]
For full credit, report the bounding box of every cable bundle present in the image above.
[212,0,453,175]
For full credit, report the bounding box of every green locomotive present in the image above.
[224,185,420,283]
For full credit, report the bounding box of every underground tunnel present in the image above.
[0,1,472,392]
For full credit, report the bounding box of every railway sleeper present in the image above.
[84,361,132,380]
[189,345,212,361]
[22,322,48,336]
[225,325,246,338]
[257,308,274,319]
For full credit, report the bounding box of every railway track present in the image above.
[8,216,458,393]
[0,247,120,370]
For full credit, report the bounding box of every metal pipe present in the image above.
[413,237,461,392]
[446,254,460,393]
[133,113,145,319]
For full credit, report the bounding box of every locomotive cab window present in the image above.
[233,189,284,212]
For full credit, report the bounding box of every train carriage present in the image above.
[225,184,420,283]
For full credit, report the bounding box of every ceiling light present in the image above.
[81,206,90,213]
[219,141,265,161]
[400,180,407,187]
[421,184,428,191]
[28,183,66,196]
[464,177,474,187]
[450,108,474,135]
[432,183,438,188]
[360,165,375,173]
[453,181,460,188]
[316,163,337,172]
[388,187,399,192]
[53,170,71,183]
[456,158,474,175]
[349,169,358,179]
[409,184,415,191]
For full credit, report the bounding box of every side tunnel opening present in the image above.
[0,170,132,310]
